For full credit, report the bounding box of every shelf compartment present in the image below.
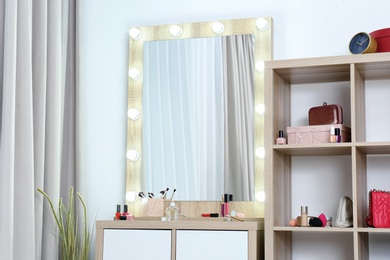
[356,228,390,233]
[275,227,390,233]
[273,143,352,156]
[356,142,390,154]
[274,226,354,233]
[355,61,390,80]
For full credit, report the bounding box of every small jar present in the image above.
[326,217,332,227]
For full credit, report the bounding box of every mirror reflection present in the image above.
[126,18,273,204]
[142,35,254,201]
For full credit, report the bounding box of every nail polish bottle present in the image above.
[335,128,341,143]
[115,204,121,220]
[123,205,129,216]
[301,206,308,227]
[330,126,337,143]
[276,130,286,145]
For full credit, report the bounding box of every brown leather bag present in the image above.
[308,102,343,126]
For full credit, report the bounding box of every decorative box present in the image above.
[287,124,351,145]
[370,28,390,53]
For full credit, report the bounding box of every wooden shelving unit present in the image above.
[264,53,390,259]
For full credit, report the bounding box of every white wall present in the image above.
[79,0,390,258]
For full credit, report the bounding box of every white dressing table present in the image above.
[95,218,263,260]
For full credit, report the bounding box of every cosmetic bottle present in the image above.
[115,204,121,220]
[166,201,179,221]
[221,195,225,217]
[224,194,230,217]
[335,128,341,143]
[301,206,308,227]
[123,204,129,216]
[330,126,337,143]
[276,130,286,145]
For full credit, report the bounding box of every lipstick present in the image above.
[202,213,219,218]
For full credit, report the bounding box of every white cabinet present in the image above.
[95,219,263,260]
[103,229,171,259]
[176,230,248,260]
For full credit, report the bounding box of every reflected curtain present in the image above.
[143,35,254,201]
[143,37,224,200]
[223,35,254,201]
[0,1,79,259]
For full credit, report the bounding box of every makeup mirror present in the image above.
[126,18,273,204]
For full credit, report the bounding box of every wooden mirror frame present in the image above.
[126,17,273,216]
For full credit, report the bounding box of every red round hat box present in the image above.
[370,28,390,52]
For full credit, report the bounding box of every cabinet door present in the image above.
[103,229,171,259]
[176,230,248,260]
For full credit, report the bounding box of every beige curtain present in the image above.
[0,0,79,259]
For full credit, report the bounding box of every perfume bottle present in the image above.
[166,202,179,221]
[276,130,286,145]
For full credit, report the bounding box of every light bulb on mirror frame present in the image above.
[255,61,265,72]
[255,147,265,159]
[256,18,269,31]
[255,104,265,115]
[128,108,140,120]
[126,191,138,203]
[255,191,265,202]
[128,68,141,80]
[212,22,225,34]
[129,28,142,40]
[127,149,140,161]
[169,25,183,37]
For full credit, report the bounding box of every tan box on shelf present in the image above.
[287,124,351,145]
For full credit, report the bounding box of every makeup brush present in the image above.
[162,188,169,199]
[170,188,177,200]
[159,190,165,198]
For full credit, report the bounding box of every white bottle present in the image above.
[166,201,179,221]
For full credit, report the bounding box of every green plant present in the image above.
[37,187,92,260]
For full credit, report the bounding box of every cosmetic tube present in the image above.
[301,206,308,227]
[276,130,286,145]
[221,195,225,217]
[224,194,230,217]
